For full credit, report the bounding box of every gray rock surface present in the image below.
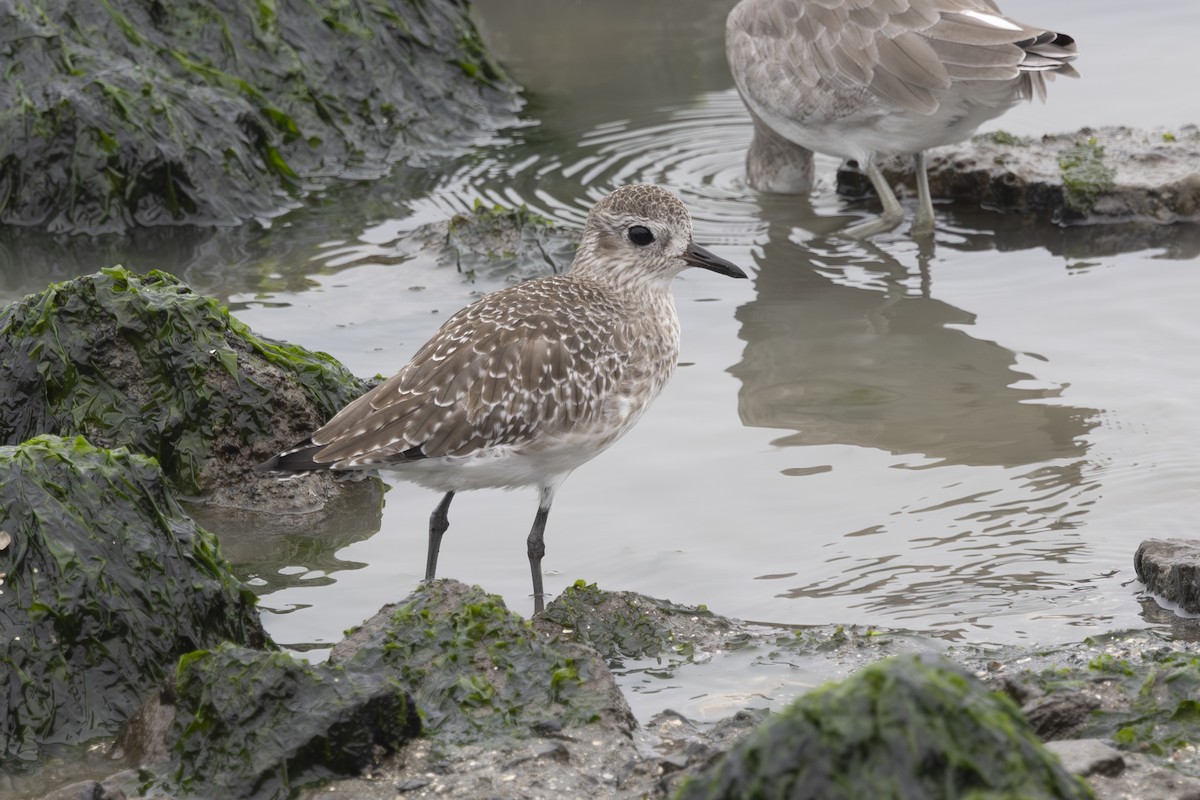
[883,125,1200,226]
[1136,538,1200,614]
[22,583,1200,800]
[1047,739,1200,800]
[1047,739,1127,778]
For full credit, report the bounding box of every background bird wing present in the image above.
[727,0,1053,116]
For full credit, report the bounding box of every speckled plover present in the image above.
[258,185,746,613]
[726,0,1078,236]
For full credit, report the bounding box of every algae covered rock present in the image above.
[0,0,520,235]
[1003,637,1200,777]
[881,125,1200,227]
[0,435,265,766]
[437,200,579,283]
[331,580,635,744]
[140,644,419,800]
[0,266,367,499]
[536,579,736,670]
[675,654,1093,800]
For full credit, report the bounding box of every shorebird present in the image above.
[726,0,1078,237]
[257,185,746,613]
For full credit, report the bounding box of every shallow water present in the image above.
[5,0,1200,729]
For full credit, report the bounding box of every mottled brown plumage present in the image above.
[258,184,746,613]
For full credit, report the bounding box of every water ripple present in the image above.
[419,88,765,247]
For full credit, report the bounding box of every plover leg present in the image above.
[425,490,455,581]
[527,483,558,615]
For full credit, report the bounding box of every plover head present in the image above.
[572,185,746,286]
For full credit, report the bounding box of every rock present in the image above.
[673,653,1092,800]
[300,727,646,800]
[0,0,521,235]
[109,690,176,768]
[331,580,636,743]
[533,580,740,670]
[0,435,265,765]
[1135,539,1200,614]
[0,267,370,506]
[429,200,579,284]
[1023,691,1103,741]
[1047,740,1200,800]
[983,633,1200,782]
[29,583,1200,800]
[750,123,1200,231]
[304,585,947,799]
[647,709,767,798]
[124,644,420,800]
[296,580,644,800]
[1046,739,1126,778]
[34,773,132,800]
[882,125,1200,226]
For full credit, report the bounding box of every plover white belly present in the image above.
[726,0,1078,237]
[257,185,746,613]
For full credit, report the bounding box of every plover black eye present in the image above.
[627,225,654,246]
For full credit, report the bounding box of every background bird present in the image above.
[257,184,746,614]
[726,0,1078,237]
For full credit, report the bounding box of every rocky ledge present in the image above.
[14,575,1200,800]
[877,125,1200,227]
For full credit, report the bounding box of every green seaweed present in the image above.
[454,18,509,86]
[675,654,1093,800]
[0,266,366,496]
[1072,649,1200,771]
[0,435,265,766]
[0,0,520,235]
[340,581,624,744]
[994,634,1200,775]
[1088,652,1136,677]
[1057,137,1116,214]
[980,130,1027,147]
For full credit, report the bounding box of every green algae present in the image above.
[145,643,419,800]
[980,130,1028,147]
[0,435,265,766]
[993,634,1200,775]
[338,581,627,744]
[1088,652,1136,677]
[1058,137,1117,214]
[675,654,1093,800]
[0,266,366,496]
[1075,647,1200,771]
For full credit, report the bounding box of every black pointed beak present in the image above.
[684,241,747,279]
